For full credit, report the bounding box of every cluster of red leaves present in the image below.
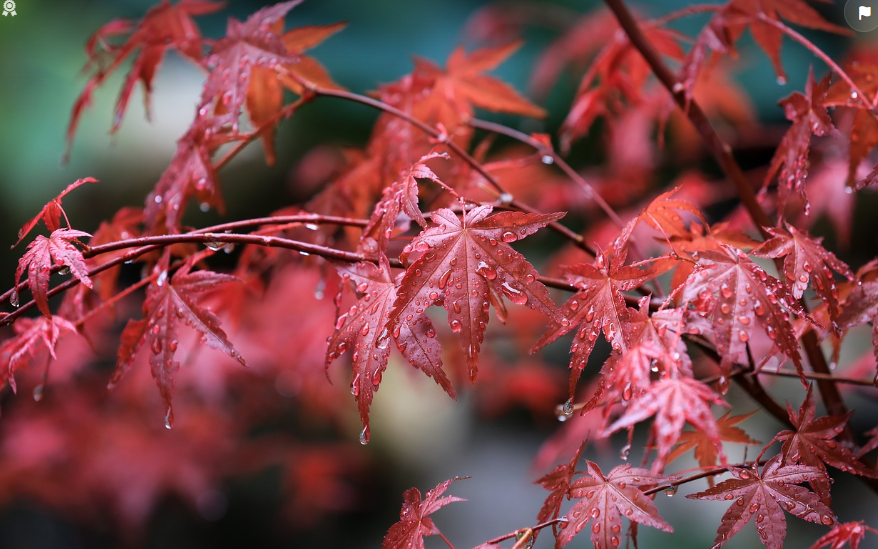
[5,0,878,548]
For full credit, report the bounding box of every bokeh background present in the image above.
[0,0,876,548]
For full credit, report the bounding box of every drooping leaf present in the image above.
[532,250,651,396]
[687,454,837,549]
[809,521,878,549]
[765,68,834,214]
[668,411,761,478]
[13,178,98,248]
[558,461,673,548]
[775,385,877,505]
[390,205,564,381]
[381,477,467,549]
[680,244,809,387]
[198,0,302,132]
[753,223,853,327]
[15,229,93,319]
[247,21,346,165]
[0,316,79,395]
[111,264,246,427]
[325,258,455,435]
[66,1,224,156]
[602,377,728,471]
[823,63,878,190]
[145,115,237,232]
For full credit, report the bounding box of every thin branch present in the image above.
[643,460,768,496]
[480,518,569,546]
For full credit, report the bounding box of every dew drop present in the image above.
[501,282,527,305]
[620,444,631,461]
[164,408,174,430]
[664,484,678,497]
[9,290,19,308]
[359,426,370,445]
[450,319,462,333]
[541,154,554,165]
[33,384,44,402]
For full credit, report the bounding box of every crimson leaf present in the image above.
[381,477,467,549]
[15,229,93,319]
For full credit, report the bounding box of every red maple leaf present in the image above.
[837,279,878,368]
[823,64,878,190]
[532,250,652,396]
[809,521,878,549]
[0,316,79,395]
[145,115,237,232]
[774,386,877,505]
[536,440,586,524]
[66,1,224,156]
[247,21,346,165]
[13,177,98,248]
[414,41,546,129]
[753,223,853,327]
[680,244,808,387]
[687,454,837,549]
[765,68,834,213]
[381,477,467,549]
[325,259,455,436]
[668,411,761,478]
[603,377,728,471]
[390,205,564,381]
[557,461,673,548]
[15,229,93,319]
[112,263,246,428]
[363,152,448,250]
[198,1,301,132]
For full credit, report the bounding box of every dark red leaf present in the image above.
[15,229,93,318]
[809,521,878,549]
[13,178,98,248]
[381,477,467,549]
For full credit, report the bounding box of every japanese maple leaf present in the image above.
[198,1,301,132]
[680,244,808,386]
[668,411,761,478]
[837,279,878,366]
[247,21,346,165]
[532,250,651,396]
[112,265,246,428]
[612,185,706,253]
[381,477,467,549]
[0,316,78,395]
[824,64,878,189]
[765,68,834,213]
[413,41,546,129]
[535,440,586,524]
[13,177,97,248]
[809,521,878,549]
[603,377,728,471]
[753,223,854,327]
[557,461,673,548]
[145,114,237,232]
[66,1,224,156]
[325,259,455,435]
[390,205,564,381]
[775,386,877,505]
[363,153,448,250]
[687,454,837,549]
[15,229,93,319]
[683,0,848,97]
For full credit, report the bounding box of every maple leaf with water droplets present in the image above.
[381,477,467,549]
[532,250,651,396]
[765,68,834,214]
[775,386,877,505]
[557,461,673,548]
[837,277,878,369]
[680,244,808,388]
[753,223,853,327]
[66,1,224,156]
[112,264,246,428]
[390,205,564,381]
[668,411,761,477]
[0,316,78,395]
[809,521,878,549]
[325,259,455,436]
[824,64,878,190]
[364,153,448,250]
[198,1,301,132]
[687,454,836,549]
[13,177,97,248]
[15,229,93,319]
[603,377,728,472]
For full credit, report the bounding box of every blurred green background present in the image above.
[0,1,875,548]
